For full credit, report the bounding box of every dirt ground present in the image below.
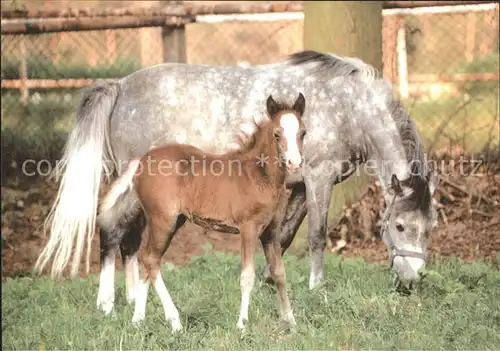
[2,153,499,279]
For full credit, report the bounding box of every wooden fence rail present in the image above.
[2,73,498,102]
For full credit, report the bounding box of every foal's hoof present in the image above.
[170,319,182,333]
[131,313,145,324]
[236,318,248,331]
[261,266,276,286]
[281,308,297,325]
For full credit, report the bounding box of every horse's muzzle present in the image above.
[286,159,303,170]
[392,255,424,284]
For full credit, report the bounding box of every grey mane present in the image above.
[286,50,379,80]
[390,98,432,214]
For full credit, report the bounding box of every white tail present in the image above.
[99,159,140,213]
[35,83,120,278]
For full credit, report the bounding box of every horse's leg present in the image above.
[133,214,184,332]
[304,170,336,290]
[237,223,258,330]
[119,211,145,304]
[260,224,296,325]
[262,183,307,283]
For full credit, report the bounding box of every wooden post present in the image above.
[106,29,117,64]
[162,25,187,63]
[397,25,409,99]
[304,1,383,71]
[19,36,28,105]
[465,11,477,62]
[293,1,383,250]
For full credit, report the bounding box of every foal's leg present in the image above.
[96,225,121,314]
[96,189,142,314]
[260,224,296,326]
[262,183,307,283]
[133,214,185,332]
[97,210,142,314]
[237,223,259,330]
[119,211,145,304]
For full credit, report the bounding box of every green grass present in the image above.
[3,250,500,350]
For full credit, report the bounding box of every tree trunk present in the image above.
[304,1,383,71]
[293,1,383,251]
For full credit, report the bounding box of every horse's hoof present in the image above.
[97,300,114,315]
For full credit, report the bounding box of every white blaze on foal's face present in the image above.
[279,113,302,169]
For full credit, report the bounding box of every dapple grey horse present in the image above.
[35,50,438,324]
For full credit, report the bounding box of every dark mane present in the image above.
[390,98,432,214]
[287,50,360,76]
[399,175,432,214]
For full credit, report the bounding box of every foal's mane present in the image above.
[390,98,432,214]
[232,100,298,158]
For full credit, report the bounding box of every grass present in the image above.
[3,249,500,350]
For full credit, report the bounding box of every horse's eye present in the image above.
[300,130,307,138]
[396,224,405,232]
[274,131,281,139]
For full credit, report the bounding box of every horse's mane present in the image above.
[286,50,379,81]
[390,98,432,214]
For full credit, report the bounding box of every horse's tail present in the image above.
[35,82,121,278]
[96,159,141,233]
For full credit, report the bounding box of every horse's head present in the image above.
[266,93,307,171]
[381,169,438,288]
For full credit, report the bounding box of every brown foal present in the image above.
[98,93,307,331]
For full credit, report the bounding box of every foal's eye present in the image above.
[396,224,405,232]
[274,131,281,139]
[300,130,307,138]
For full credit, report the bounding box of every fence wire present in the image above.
[1,6,499,179]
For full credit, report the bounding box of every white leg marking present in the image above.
[154,273,182,332]
[282,309,296,325]
[124,254,140,304]
[237,268,255,330]
[96,256,115,314]
[132,279,150,323]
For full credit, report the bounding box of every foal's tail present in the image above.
[35,82,120,278]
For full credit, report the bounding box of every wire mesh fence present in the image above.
[1,4,499,178]
[382,4,499,156]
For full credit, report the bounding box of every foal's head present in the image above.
[265,93,307,170]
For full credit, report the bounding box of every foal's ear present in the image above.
[391,174,404,196]
[293,92,306,116]
[266,95,281,118]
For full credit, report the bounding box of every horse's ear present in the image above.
[266,95,280,118]
[391,174,403,196]
[293,92,306,116]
